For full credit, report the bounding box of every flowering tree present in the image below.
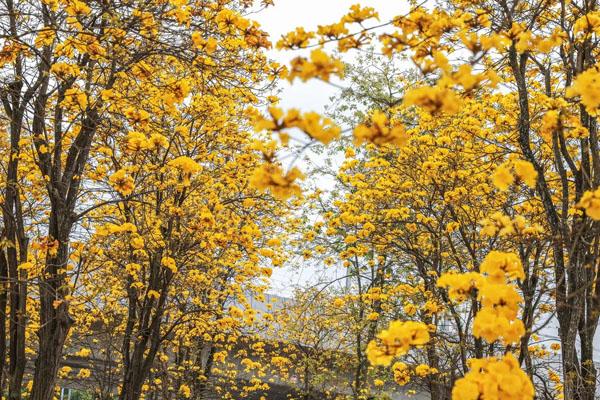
[0,0,279,398]
[250,1,600,400]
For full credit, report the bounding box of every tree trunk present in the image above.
[194,342,216,399]
[0,247,8,395]
[119,258,169,400]
[30,238,74,400]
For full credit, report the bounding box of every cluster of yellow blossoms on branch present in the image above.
[437,251,533,399]
[366,320,430,367]
[452,353,534,400]
[353,110,409,147]
[254,106,341,145]
[439,251,526,345]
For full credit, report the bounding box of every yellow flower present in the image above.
[437,271,483,302]
[566,66,600,116]
[366,320,430,366]
[124,131,148,153]
[343,4,379,23]
[478,283,522,320]
[578,188,600,220]
[168,156,202,186]
[18,262,34,271]
[392,362,410,386]
[573,12,600,37]
[161,256,177,274]
[276,27,315,49]
[168,156,201,174]
[354,110,409,147]
[333,298,345,308]
[77,368,91,379]
[65,0,91,16]
[109,169,134,196]
[491,164,514,191]
[298,111,341,144]
[403,303,417,316]
[35,27,56,48]
[367,312,379,321]
[479,251,524,283]
[403,85,460,115]
[415,364,437,377]
[250,163,304,200]
[74,348,91,357]
[61,87,88,110]
[287,49,345,83]
[130,235,144,250]
[480,212,514,237]
[147,133,169,149]
[451,354,533,400]
[50,62,80,78]
[229,306,244,318]
[513,160,537,188]
[125,263,142,276]
[179,384,191,398]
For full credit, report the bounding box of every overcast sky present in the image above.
[254,0,408,111]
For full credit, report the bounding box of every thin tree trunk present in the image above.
[0,247,8,395]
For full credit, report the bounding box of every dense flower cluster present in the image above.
[439,251,525,345]
[452,354,535,400]
[353,110,409,147]
[578,187,600,220]
[366,320,430,366]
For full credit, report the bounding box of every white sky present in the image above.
[252,0,408,295]
[254,0,409,111]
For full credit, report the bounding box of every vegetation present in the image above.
[0,0,599,400]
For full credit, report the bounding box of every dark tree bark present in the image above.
[0,247,8,394]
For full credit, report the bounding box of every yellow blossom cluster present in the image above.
[491,160,537,191]
[254,107,341,145]
[436,272,483,302]
[276,27,315,49]
[480,212,543,238]
[123,132,169,153]
[566,66,600,116]
[578,187,600,220]
[250,163,304,200]
[287,49,344,83]
[473,286,525,344]
[479,251,525,283]
[167,156,202,186]
[365,320,430,366]
[452,354,534,400]
[109,169,135,196]
[573,12,600,38]
[403,85,460,115]
[276,5,378,52]
[414,364,438,377]
[353,110,409,147]
[392,362,410,385]
[438,251,526,345]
